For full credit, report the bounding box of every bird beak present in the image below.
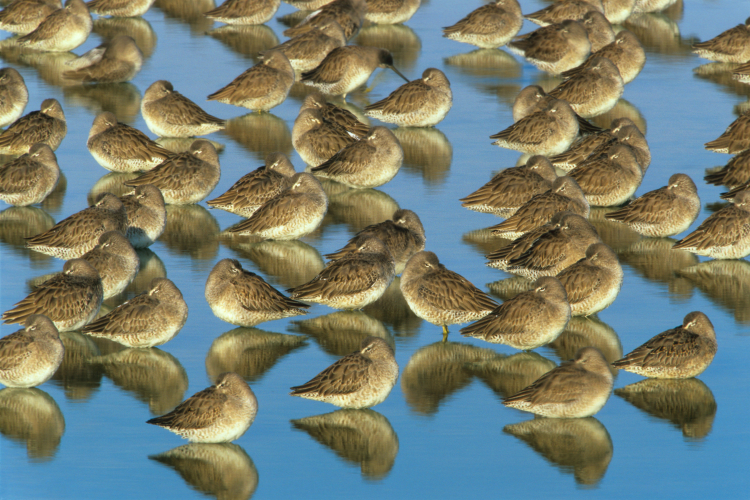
[389,65,410,83]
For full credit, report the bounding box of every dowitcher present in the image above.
[705,149,750,188]
[141,80,225,138]
[613,312,717,378]
[0,315,63,388]
[692,17,750,63]
[87,0,155,17]
[461,276,571,350]
[0,67,28,128]
[25,192,127,259]
[205,258,309,327]
[63,35,143,83]
[512,84,602,136]
[580,10,614,53]
[503,347,613,418]
[2,258,103,331]
[673,190,750,259]
[490,99,579,156]
[207,50,295,112]
[325,208,425,274]
[442,0,522,49]
[605,173,700,237]
[601,0,636,24]
[0,143,59,206]
[568,143,643,207]
[125,139,220,205]
[227,172,328,240]
[80,230,139,299]
[563,29,646,84]
[292,108,359,167]
[17,0,92,52]
[300,46,409,99]
[272,20,346,74]
[460,155,557,218]
[288,235,395,309]
[283,0,366,41]
[299,92,369,139]
[400,250,497,340]
[555,242,623,316]
[548,56,624,118]
[311,126,403,189]
[0,0,62,36]
[489,176,589,240]
[147,372,258,443]
[704,111,750,154]
[365,0,420,25]
[207,152,296,218]
[364,68,452,127]
[525,0,604,27]
[86,111,172,173]
[290,336,398,408]
[486,211,570,272]
[549,117,635,171]
[0,98,66,155]
[508,19,591,75]
[732,60,750,84]
[204,0,279,25]
[120,184,166,248]
[83,277,188,348]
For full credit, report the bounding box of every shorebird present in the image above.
[0,67,29,128]
[511,84,602,136]
[525,0,604,27]
[283,0,366,41]
[0,98,66,155]
[290,336,398,408]
[119,184,166,248]
[299,92,369,139]
[0,0,62,36]
[292,108,359,167]
[704,111,750,154]
[0,143,59,206]
[555,242,623,316]
[87,0,156,17]
[141,80,225,138]
[508,19,591,75]
[547,56,624,118]
[692,17,750,63]
[203,0,279,25]
[17,0,92,52]
[442,0,522,49]
[0,315,64,388]
[63,35,143,83]
[490,99,579,156]
[271,20,346,74]
[80,230,139,299]
[563,29,646,84]
[568,143,643,207]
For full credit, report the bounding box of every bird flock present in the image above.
[0,0,743,476]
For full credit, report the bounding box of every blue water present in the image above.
[1,0,749,498]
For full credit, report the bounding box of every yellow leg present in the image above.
[442,325,449,343]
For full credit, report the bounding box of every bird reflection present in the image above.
[0,206,54,263]
[122,249,167,298]
[153,0,216,34]
[587,207,641,253]
[150,443,258,500]
[548,317,623,376]
[678,260,750,324]
[222,113,293,162]
[444,48,521,80]
[615,378,717,439]
[50,332,104,401]
[221,238,325,288]
[321,181,400,233]
[156,138,225,155]
[617,238,697,299]
[486,275,533,301]
[92,17,158,59]
[89,348,188,415]
[0,387,65,461]
[207,25,279,63]
[462,227,508,257]
[623,11,692,58]
[693,62,750,99]
[401,341,496,415]
[392,127,452,185]
[63,83,143,125]
[88,173,140,204]
[41,170,66,211]
[206,328,307,382]
[355,23,421,71]
[468,351,556,400]
[291,409,399,480]
[363,277,422,337]
[291,311,393,356]
[588,98,647,136]
[0,49,77,88]
[504,417,613,486]
[162,205,220,260]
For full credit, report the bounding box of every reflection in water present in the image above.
[123,249,168,298]
[468,351,556,400]
[486,275,533,301]
[157,137,225,154]
[162,205,220,260]
[549,316,622,376]
[207,25,279,63]
[321,182,400,233]
[617,238,697,300]
[363,277,422,336]
[693,62,750,99]
[623,11,693,58]
[462,227,507,257]
[355,23,421,71]
[206,328,307,382]
[392,127,452,185]
[92,17,158,59]
[154,0,216,34]
[88,172,140,204]
[50,332,103,401]
[677,260,750,324]
[589,98,647,136]
[220,238,324,288]
[0,206,55,264]
[615,378,717,439]
[588,207,642,252]
[504,417,613,486]
[41,170,66,212]
[63,83,143,125]
[291,409,399,480]
[401,341,496,415]
[222,113,293,162]
[0,387,65,461]
[150,443,258,500]
[444,48,521,80]
[0,49,77,87]
[291,311,392,356]
[89,348,189,415]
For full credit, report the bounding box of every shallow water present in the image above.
[1,0,749,498]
